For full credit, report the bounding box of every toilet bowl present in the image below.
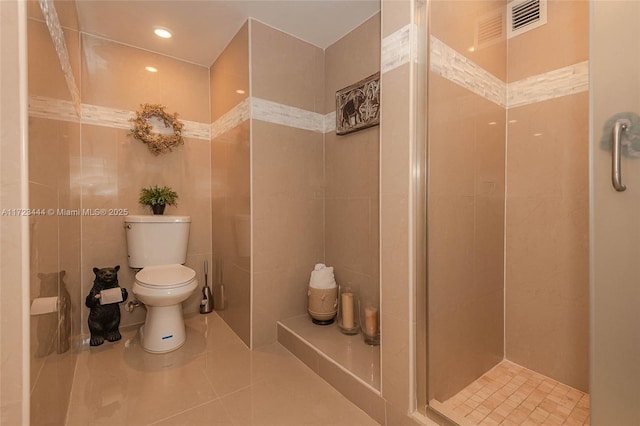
[124,215,197,353]
[132,264,198,353]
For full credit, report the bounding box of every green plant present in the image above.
[138,185,178,207]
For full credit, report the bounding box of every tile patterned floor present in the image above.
[432,361,590,426]
[65,313,378,426]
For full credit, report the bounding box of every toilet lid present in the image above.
[135,264,196,288]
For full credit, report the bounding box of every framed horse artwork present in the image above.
[335,72,380,135]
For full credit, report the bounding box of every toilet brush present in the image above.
[200,260,214,314]
[215,257,226,311]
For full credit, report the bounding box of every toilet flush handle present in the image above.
[127,300,141,312]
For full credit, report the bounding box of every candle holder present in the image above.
[337,286,359,335]
[360,303,380,346]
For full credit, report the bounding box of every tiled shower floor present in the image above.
[430,360,590,426]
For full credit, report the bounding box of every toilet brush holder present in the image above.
[200,285,213,314]
[200,260,213,314]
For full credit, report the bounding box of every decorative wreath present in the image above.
[129,103,184,155]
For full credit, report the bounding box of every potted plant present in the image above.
[138,185,178,215]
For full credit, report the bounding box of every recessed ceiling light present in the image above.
[154,27,172,39]
[236,89,246,94]
[145,66,158,73]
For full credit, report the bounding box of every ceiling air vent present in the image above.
[507,0,547,39]
[474,8,505,50]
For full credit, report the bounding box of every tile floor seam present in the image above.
[145,398,222,426]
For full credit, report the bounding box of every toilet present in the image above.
[124,215,198,353]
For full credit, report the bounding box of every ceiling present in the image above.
[74,0,381,67]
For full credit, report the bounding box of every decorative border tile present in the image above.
[81,103,133,129]
[38,0,81,116]
[33,52,588,140]
[430,36,507,107]
[29,97,211,140]
[381,24,417,74]
[182,120,212,140]
[29,96,79,123]
[31,96,354,138]
[430,36,589,109]
[324,111,337,134]
[81,104,210,140]
[508,61,589,108]
[251,97,324,133]
[211,98,251,140]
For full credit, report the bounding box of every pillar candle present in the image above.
[341,292,354,329]
[364,307,378,336]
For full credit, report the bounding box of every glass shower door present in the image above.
[590,1,640,424]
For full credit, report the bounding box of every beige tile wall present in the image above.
[324,14,380,114]
[27,0,79,31]
[505,93,589,392]
[81,34,209,123]
[427,0,507,404]
[428,71,506,402]
[250,20,325,348]
[507,0,588,83]
[80,34,212,332]
[211,122,251,345]
[210,22,249,122]
[430,0,507,81]
[27,10,81,425]
[210,23,251,345]
[505,0,589,392]
[380,59,413,417]
[251,21,324,113]
[325,13,381,323]
[27,18,79,102]
[251,120,324,348]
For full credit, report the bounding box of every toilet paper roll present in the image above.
[99,288,124,305]
[30,297,59,315]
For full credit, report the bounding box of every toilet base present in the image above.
[139,304,186,353]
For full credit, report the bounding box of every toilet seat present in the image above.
[135,264,196,289]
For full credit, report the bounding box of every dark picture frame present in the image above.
[335,72,380,135]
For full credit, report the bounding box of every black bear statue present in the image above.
[86,265,128,346]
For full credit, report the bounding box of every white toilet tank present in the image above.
[124,215,191,268]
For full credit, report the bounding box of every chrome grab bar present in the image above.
[612,118,631,192]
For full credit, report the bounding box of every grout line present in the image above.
[145,392,224,426]
[439,360,589,425]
